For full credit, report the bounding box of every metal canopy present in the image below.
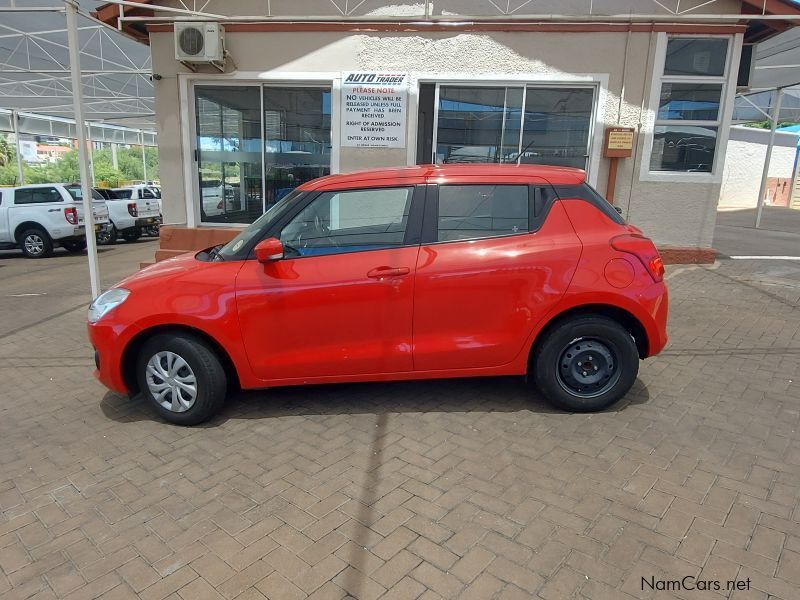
[0,0,154,129]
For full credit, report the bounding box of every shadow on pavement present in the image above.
[99,375,651,426]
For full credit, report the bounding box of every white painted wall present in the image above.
[719,126,799,210]
[150,25,741,249]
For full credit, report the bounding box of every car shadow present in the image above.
[99,375,651,426]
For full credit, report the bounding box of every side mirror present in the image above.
[254,237,284,263]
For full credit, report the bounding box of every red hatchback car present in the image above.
[88,165,668,425]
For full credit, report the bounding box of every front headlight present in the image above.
[88,288,130,323]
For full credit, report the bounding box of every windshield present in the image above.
[217,189,305,260]
[66,185,104,201]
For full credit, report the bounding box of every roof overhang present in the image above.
[92,0,800,45]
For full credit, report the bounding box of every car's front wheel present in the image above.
[533,315,639,412]
[136,333,227,425]
[97,226,117,245]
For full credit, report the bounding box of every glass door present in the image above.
[195,85,264,224]
[263,87,332,212]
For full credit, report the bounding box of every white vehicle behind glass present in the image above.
[0,183,110,258]
[96,185,161,245]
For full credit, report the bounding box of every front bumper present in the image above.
[88,320,135,394]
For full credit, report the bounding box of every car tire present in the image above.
[18,227,53,258]
[136,333,227,425]
[97,226,117,245]
[533,315,639,412]
[62,239,86,253]
[122,229,141,243]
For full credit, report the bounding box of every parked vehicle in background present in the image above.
[117,184,162,238]
[0,183,104,258]
[97,187,161,245]
[88,165,669,425]
[64,185,111,247]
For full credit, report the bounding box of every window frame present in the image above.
[420,182,558,246]
[640,33,742,184]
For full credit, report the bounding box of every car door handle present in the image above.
[367,266,410,278]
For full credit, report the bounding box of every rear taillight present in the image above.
[611,234,664,283]
[127,202,138,217]
[217,200,223,209]
[64,206,78,225]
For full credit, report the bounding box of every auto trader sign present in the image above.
[342,72,407,148]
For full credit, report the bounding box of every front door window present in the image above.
[279,187,413,257]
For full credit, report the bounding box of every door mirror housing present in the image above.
[254,237,284,263]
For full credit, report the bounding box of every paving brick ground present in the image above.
[1,239,799,599]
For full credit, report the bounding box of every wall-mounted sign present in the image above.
[342,72,407,149]
[603,126,635,158]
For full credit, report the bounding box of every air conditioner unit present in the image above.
[175,22,225,65]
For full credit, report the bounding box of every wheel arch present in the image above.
[529,303,649,364]
[14,221,49,242]
[121,324,241,393]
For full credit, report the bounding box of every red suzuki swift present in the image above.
[88,165,668,425]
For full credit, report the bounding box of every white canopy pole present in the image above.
[140,130,148,183]
[11,110,24,185]
[66,0,101,298]
[754,89,784,229]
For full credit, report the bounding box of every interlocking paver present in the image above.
[2,242,800,599]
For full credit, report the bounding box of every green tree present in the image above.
[0,136,13,168]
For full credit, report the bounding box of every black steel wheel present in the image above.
[533,315,639,412]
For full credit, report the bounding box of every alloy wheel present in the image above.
[24,234,44,256]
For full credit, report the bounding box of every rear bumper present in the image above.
[135,216,161,228]
[640,281,669,357]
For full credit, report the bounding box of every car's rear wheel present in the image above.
[62,239,86,253]
[533,315,639,412]
[19,228,53,258]
[136,333,227,425]
[122,228,141,243]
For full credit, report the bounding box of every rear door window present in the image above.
[436,185,529,242]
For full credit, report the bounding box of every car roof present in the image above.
[300,164,586,191]
[12,183,67,189]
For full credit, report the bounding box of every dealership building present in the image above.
[94,0,800,263]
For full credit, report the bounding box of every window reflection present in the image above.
[435,86,594,170]
[263,87,332,212]
[650,126,718,173]
[194,85,332,225]
[520,88,594,169]
[436,87,522,164]
[195,86,263,224]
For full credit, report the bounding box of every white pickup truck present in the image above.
[96,186,161,244]
[0,183,110,258]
